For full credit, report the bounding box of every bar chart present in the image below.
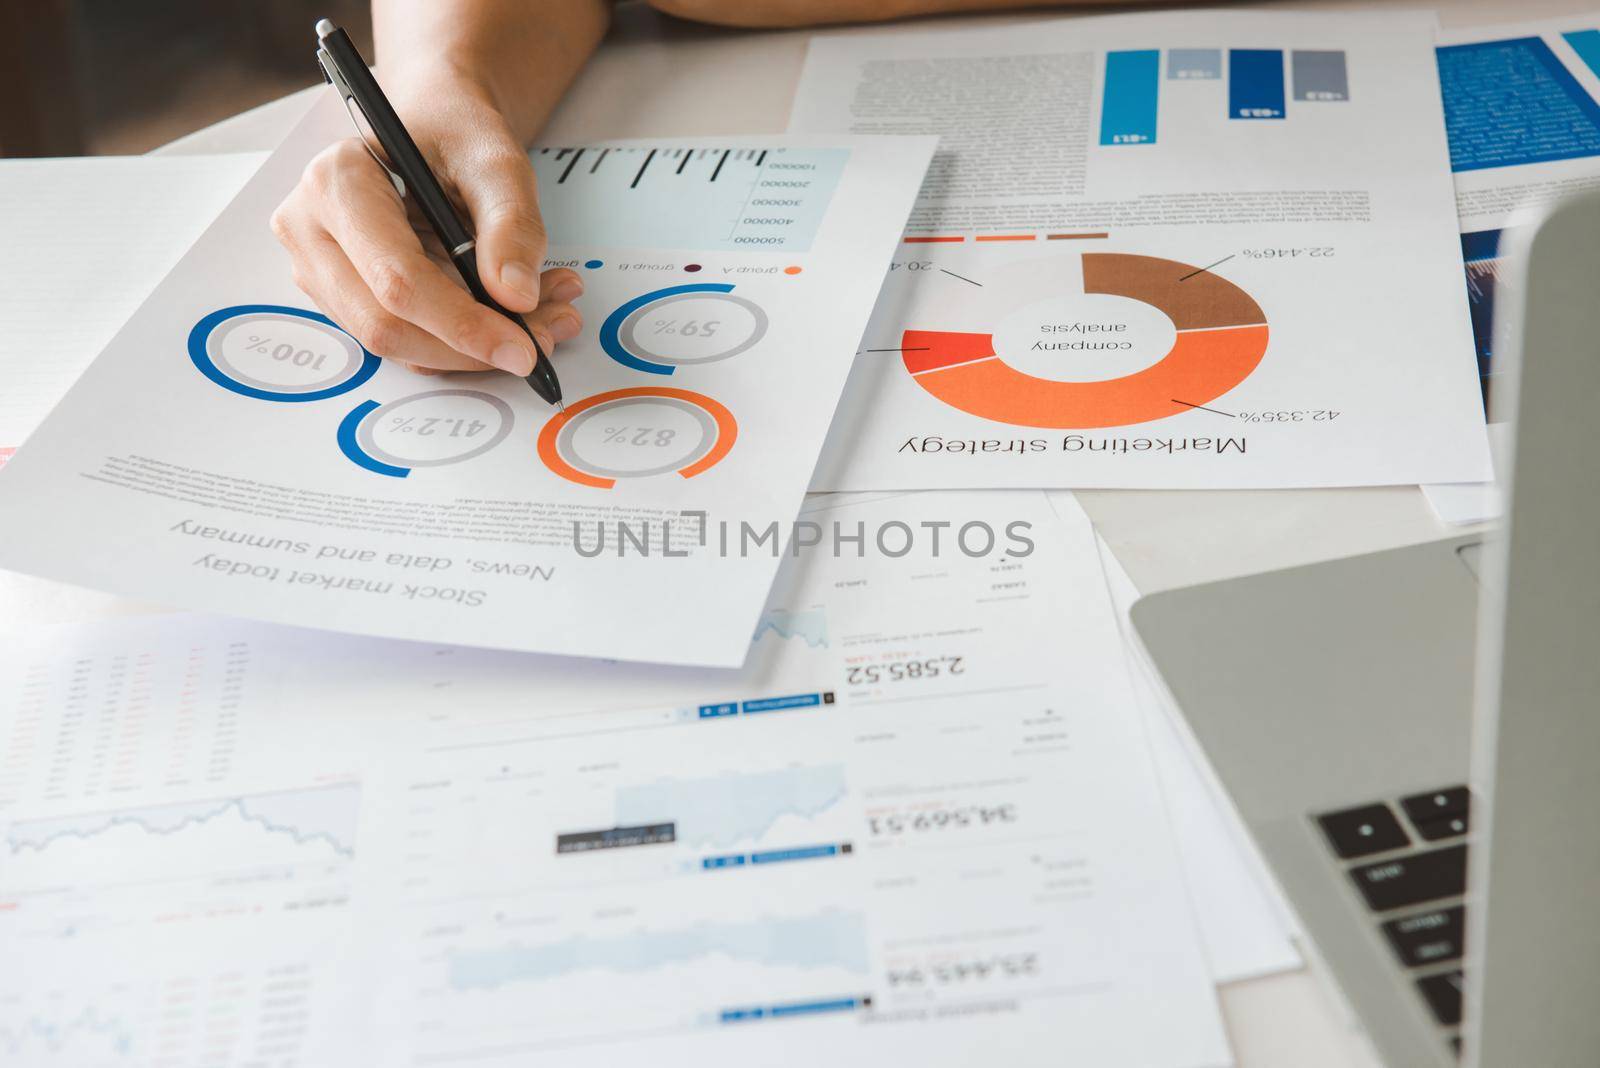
[1100,47,1349,145]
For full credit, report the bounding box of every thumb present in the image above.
[461,149,547,313]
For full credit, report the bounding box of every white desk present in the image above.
[20,0,1590,1062]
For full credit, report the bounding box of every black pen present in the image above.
[313,18,563,408]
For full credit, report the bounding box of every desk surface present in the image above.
[22,0,1593,1063]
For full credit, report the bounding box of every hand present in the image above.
[271,75,583,376]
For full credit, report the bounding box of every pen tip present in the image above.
[556,400,566,412]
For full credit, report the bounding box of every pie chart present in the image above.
[902,253,1268,428]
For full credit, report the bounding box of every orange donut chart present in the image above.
[903,253,1269,429]
[537,386,738,489]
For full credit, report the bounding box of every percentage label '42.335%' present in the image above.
[1234,410,1341,423]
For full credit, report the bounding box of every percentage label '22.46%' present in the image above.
[602,426,679,447]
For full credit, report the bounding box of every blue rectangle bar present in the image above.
[1229,49,1286,119]
[1564,30,1600,79]
[701,854,747,869]
[741,693,821,714]
[1292,50,1349,101]
[698,702,738,718]
[750,844,840,865]
[719,1007,766,1023]
[1168,48,1221,80]
[1100,50,1160,145]
[769,997,861,1019]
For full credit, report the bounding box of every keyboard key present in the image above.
[1348,844,1467,911]
[1416,969,1464,1026]
[1414,812,1469,841]
[1316,802,1410,859]
[1401,786,1469,827]
[1382,905,1465,966]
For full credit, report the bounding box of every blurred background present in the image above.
[2,0,374,156]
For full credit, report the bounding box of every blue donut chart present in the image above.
[189,304,379,402]
[600,283,737,375]
[337,401,410,478]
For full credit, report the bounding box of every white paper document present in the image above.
[0,614,370,1066]
[0,492,1233,1067]
[0,94,935,666]
[1421,16,1600,524]
[1083,522,1302,984]
[789,10,1492,491]
[0,153,265,457]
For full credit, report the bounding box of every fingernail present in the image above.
[550,314,581,343]
[553,278,584,302]
[500,262,539,303]
[489,340,534,376]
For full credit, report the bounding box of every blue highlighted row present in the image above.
[702,842,850,870]
[719,996,868,1024]
[696,691,830,719]
[1438,36,1600,172]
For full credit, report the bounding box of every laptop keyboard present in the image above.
[1315,785,1471,1057]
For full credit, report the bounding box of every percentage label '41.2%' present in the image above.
[390,416,488,437]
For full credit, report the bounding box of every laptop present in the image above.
[1131,192,1600,1067]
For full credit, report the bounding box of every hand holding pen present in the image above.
[270,19,580,403]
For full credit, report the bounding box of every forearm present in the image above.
[374,0,611,141]
[648,0,1178,29]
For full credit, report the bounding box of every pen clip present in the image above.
[317,46,407,199]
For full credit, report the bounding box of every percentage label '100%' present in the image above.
[601,426,678,447]
[246,334,333,369]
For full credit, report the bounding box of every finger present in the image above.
[311,142,539,375]
[540,267,584,304]
[455,147,547,313]
[297,229,505,374]
[523,300,584,349]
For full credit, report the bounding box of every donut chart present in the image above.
[903,253,1269,428]
[338,389,516,478]
[189,305,379,402]
[537,387,737,489]
[600,284,768,375]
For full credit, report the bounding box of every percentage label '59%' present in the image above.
[618,292,768,367]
